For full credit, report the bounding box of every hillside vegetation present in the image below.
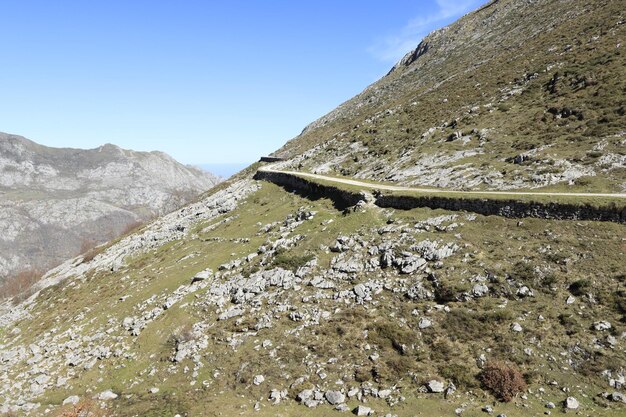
[274,0,625,193]
[0,0,625,416]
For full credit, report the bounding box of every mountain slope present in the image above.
[0,132,221,281]
[274,0,625,192]
[0,0,625,416]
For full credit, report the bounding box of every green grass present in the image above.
[4,179,626,417]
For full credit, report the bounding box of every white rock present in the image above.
[62,395,80,405]
[97,390,118,400]
[253,375,265,385]
[564,396,579,409]
[419,317,433,329]
[427,380,445,393]
[354,405,373,416]
[511,322,523,332]
[325,390,345,405]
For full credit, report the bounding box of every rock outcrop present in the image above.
[0,132,221,280]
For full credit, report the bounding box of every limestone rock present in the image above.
[564,396,579,409]
[427,380,445,393]
[97,390,118,400]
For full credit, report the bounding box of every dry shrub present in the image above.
[120,220,144,236]
[57,400,109,417]
[479,361,527,402]
[79,238,101,264]
[0,269,42,302]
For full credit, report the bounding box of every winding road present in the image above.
[258,165,626,199]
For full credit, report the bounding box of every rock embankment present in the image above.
[254,170,626,223]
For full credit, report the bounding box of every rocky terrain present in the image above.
[0,0,624,416]
[0,133,221,282]
[273,0,625,192]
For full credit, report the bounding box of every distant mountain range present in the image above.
[0,132,221,280]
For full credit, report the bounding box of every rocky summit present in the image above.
[0,133,221,282]
[0,0,625,416]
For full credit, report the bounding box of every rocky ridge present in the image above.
[0,132,221,280]
[273,0,626,192]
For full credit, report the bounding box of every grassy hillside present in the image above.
[274,0,625,192]
[1,0,625,416]
[1,179,625,416]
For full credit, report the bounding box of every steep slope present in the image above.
[0,133,221,282]
[273,0,625,192]
[0,0,625,416]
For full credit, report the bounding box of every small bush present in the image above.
[271,252,314,272]
[479,361,527,402]
[56,400,109,417]
[569,279,591,296]
[0,269,42,302]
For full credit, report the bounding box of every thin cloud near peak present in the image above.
[368,0,485,63]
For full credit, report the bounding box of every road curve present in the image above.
[258,165,626,199]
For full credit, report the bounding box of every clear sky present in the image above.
[0,0,485,166]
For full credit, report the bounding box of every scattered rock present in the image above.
[418,317,433,329]
[472,283,489,297]
[593,321,612,331]
[97,390,118,400]
[564,396,579,409]
[62,395,80,405]
[325,390,346,405]
[354,405,373,416]
[427,379,445,393]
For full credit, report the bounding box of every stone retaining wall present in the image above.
[254,170,626,223]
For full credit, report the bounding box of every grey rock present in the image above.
[62,395,80,405]
[378,389,392,398]
[564,396,579,409]
[517,286,534,298]
[97,390,118,400]
[609,392,626,403]
[325,390,346,405]
[472,283,489,297]
[354,405,373,416]
[418,317,433,329]
[406,280,434,300]
[336,403,350,412]
[297,389,314,402]
[427,380,445,393]
[354,284,369,299]
[594,321,612,331]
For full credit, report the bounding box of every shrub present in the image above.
[0,269,42,302]
[271,252,314,272]
[479,361,527,402]
[56,400,109,417]
[569,279,591,296]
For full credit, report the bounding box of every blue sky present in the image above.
[0,0,485,167]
